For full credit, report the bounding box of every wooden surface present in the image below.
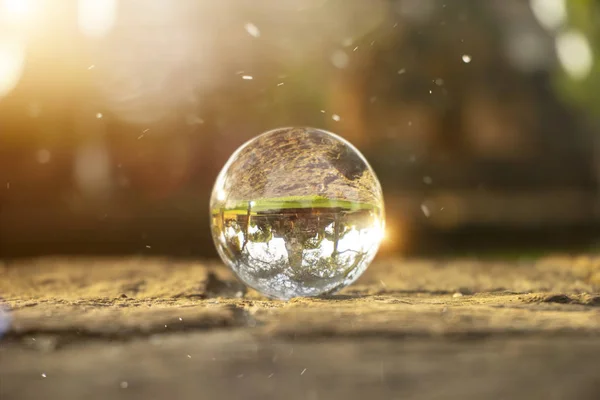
[1,255,599,399]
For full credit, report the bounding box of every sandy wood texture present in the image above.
[0,255,599,399]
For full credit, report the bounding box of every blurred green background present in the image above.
[0,0,598,259]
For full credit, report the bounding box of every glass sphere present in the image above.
[210,127,384,300]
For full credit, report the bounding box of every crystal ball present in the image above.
[210,127,385,300]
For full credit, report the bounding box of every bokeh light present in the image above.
[556,30,593,81]
[74,140,112,198]
[530,0,566,31]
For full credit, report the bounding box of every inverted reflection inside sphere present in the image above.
[210,127,385,300]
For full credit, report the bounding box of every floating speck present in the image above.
[6,182,9,189]
[453,292,463,298]
[429,90,432,94]
[120,381,128,389]
[277,82,284,86]
[342,37,353,47]
[268,373,274,378]
[320,110,325,113]
[421,204,430,218]
[423,176,432,185]
[244,23,260,38]
[435,78,444,86]
[179,317,183,321]
[145,245,151,249]
[237,374,244,379]
[96,113,103,119]
[331,114,341,122]
[41,373,46,378]
[353,46,359,52]
[397,68,406,75]
[462,54,472,63]
[301,368,307,375]
[187,354,191,358]
[242,75,253,80]
[88,65,95,70]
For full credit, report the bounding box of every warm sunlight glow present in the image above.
[0,0,43,29]
[77,0,118,38]
[1,0,33,22]
[0,36,25,98]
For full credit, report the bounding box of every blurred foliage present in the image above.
[558,0,600,114]
[0,0,597,257]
